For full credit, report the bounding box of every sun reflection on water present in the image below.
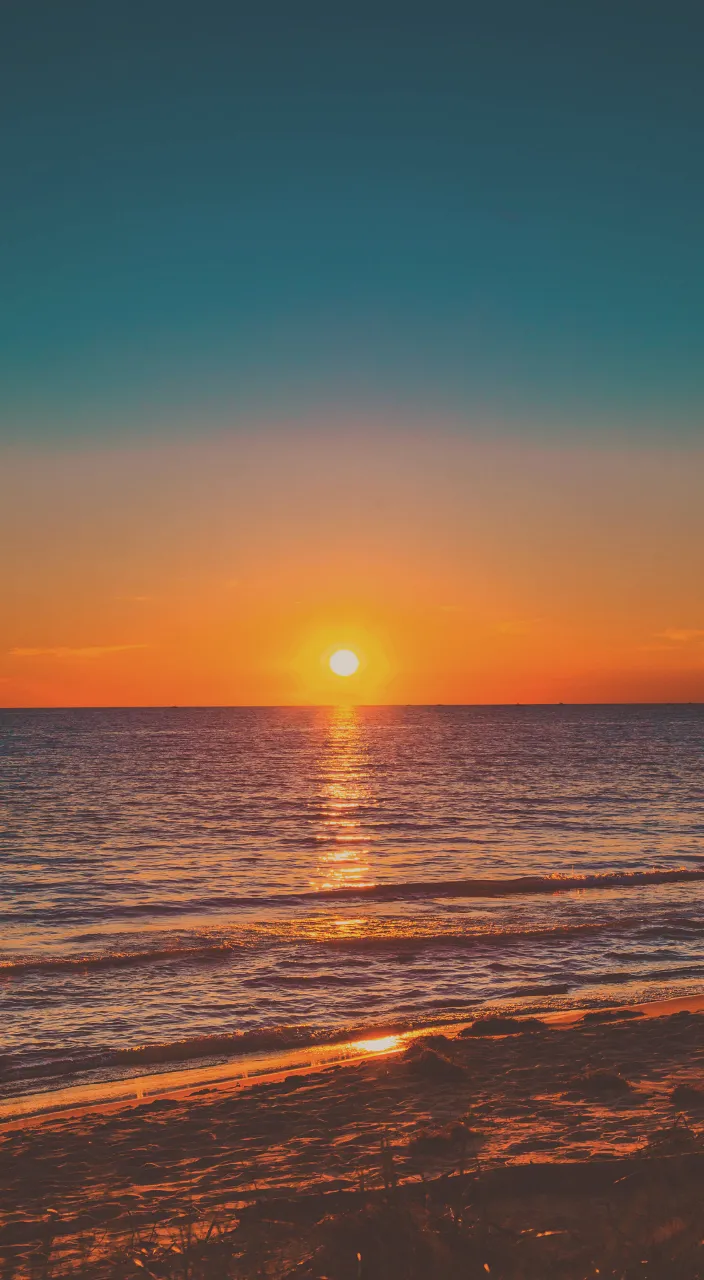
[314,706,374,896]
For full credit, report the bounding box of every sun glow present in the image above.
[291,626,390,703]
[329,648,360,677]
[352,1035,401,1055]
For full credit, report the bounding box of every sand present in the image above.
[2,995,704,1275]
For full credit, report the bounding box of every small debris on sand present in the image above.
[671,1083,704,1111]
[403,1046,467,1082]
[566,1069,633,1099]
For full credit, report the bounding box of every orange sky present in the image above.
[1,422,703,707]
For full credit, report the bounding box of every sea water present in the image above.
[1,704,703,1097]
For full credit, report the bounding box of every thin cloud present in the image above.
[657,629,704,644]
[10,645,147,659]
[491,618,543,637]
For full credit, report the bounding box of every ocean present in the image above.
[1,704,703,1099]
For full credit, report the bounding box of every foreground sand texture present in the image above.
[2,1007,704,1276]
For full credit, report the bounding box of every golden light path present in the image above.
[329,648,359,677]
[314,705,372,896]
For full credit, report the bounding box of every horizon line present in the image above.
[1,700,703,712]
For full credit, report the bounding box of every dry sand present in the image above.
[2,995,704,1275]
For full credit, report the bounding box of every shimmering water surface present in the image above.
[1,705,703,1096]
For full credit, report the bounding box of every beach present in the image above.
[2,995,704,1276]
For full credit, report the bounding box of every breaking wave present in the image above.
[3,865,703,927]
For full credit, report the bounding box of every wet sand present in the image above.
[1,995,704,1274]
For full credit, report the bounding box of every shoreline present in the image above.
[4,989,704,1129]
[2,990,704,1275]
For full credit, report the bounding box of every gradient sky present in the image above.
[2,1,703,705]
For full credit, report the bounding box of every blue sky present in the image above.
[3,0,704,441]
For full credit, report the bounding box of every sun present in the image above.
[329,649,360,677]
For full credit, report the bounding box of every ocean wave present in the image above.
[3,909,701,978]
[311,867,704,901]
[3,866,702,926]
[507,960,704,996]
[0,943,241,976]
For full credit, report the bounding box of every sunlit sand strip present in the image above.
[3,991,703,1128]
[538,990,704,1026]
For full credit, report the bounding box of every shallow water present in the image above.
[1,704,703,1095]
